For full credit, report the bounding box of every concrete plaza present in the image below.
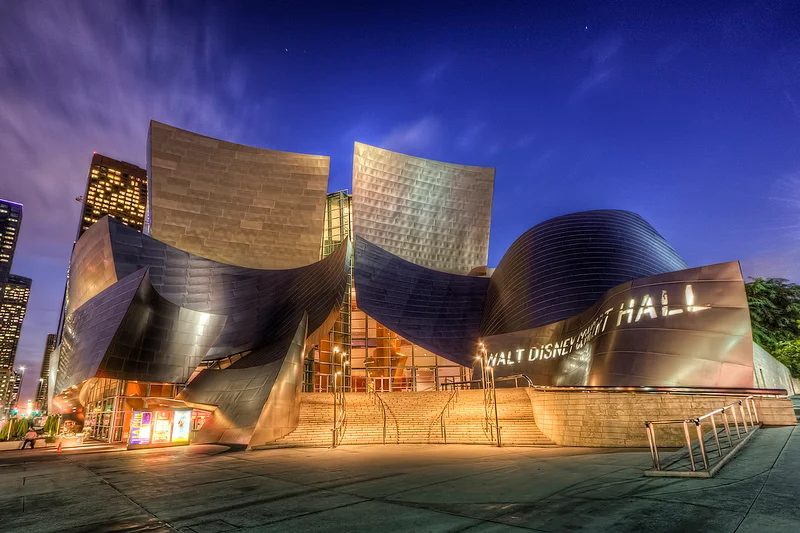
[0,425,798,533]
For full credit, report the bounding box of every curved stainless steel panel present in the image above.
[147,121,330,270]
[353,235,489,365]
[58,268,226,387]
[481,261,755,388]
[178,313,308,447]
[352,142,494,274]
[481,210,688,336]
[67,217,350,359]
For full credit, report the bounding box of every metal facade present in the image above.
[56,216,349,446]
[353,236,489,366]
[481,210,688,337]
[147,121,330,270]
[352,142,494,275]
[66,217,350,360]
[481,261,755,388]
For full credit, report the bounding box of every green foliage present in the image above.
[12,419,29,438]
[42,414,60,434]
[773,335,800,378]
[745,277,800,352]
[0,418,30,440]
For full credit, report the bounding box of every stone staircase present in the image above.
[272,388,554,447]
[444,389,554,445]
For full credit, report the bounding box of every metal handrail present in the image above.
[436,389,459,443]
[332,383,347,447]
[496,374,534,387]
[441,379,482,390]
[645,396,760,472]
[371,391,396,444]
[483,368,502,447]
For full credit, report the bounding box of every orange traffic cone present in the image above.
[56,440,63,453]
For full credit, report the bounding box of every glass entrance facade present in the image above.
[306,191,469,393]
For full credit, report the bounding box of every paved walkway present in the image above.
[0,425,797,532]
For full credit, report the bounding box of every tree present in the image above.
[772,321,800,377]
[745,277,800,351]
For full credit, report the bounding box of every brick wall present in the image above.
[526,389,796,447]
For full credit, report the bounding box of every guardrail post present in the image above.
[710,412,722,457]
[739,401,748,433]
[750,397,759,423]
[731,407,741,439]
[722,409,733,447]
[683,421,695,471]
[743,399,755,428]
[695,420,708,470]
[645,423,660,470]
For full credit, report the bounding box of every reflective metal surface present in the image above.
[480,261,755,388]
[66,216,351,360]
[481,210,688,336]
[147,121,330,270]
[55,217,350,445]
[353,236,489,365]
[58,268,226,390]
[179,314,308,447]
[352,142,495,274]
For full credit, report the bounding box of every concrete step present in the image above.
[272,389,555,447]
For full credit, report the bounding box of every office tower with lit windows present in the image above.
[77,153,147,239]
[0,274,32,414]
[0,199,23,284]
[36,333,57,411]
[55,154,148,343]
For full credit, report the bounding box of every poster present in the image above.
[152,410,172,443]
[171,410,191,442]
[129,411,152,445]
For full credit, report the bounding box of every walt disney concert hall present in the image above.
[49,121,797,451]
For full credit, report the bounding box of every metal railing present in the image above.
[436,389,460,443]
[368,388,396,444]
[496,374,533,388]
[645,396,760,472]
[441,374,534,390]
[331,377,347,447]
[483,367,502,447]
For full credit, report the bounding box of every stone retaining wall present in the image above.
[526,390,796,447]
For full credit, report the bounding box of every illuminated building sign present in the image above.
[486,284,709,367]
[478,262,755,389]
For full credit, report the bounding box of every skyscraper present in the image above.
[77,153,147,239]
[0,199,23,283]
[0,274,32,414]
[36,333,57,411]
[56,154,148,343]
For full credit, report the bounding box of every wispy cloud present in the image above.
[0,1,258,385]
[379,116,441,154]
[571,34,623,101]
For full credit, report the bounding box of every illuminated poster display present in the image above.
[152,411,173,443]
[171,410,191,442]
[129,411,152,445]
